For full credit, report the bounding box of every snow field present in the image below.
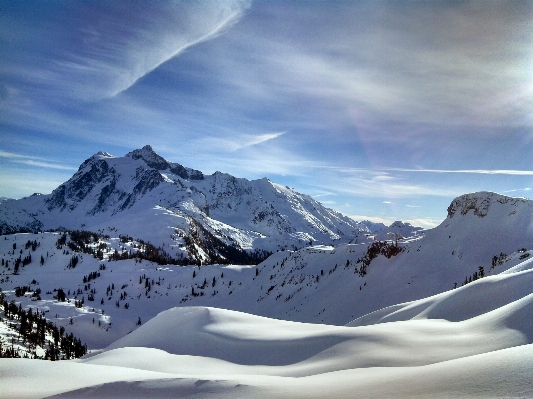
[1,191,533,397]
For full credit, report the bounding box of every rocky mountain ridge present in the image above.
[447,191,531,219]
[0,146,420,264]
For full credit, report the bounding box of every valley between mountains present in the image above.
[0,147,532,398]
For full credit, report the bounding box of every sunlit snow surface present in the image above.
[1,245,533,398]
[1,191,533,398]
[2,282,533,398]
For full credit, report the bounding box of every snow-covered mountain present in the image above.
[0,145,419,264]
[0,190,532,345]
[1,190,533,397]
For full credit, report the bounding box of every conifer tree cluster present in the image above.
[109,239,188,265]
[24,239,40,251]
[490,252,508,270]
[0,293,87,360]
[18,229,271,267]
[12,253,33,274]
[56,230,110,259]
[67,255,79,269]
[462,266,485,286]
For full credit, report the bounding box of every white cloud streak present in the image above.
[385,168,533,176]
[107,2,251,98]
[0,150,43,160]
[0,151,76,170]
[194,132,286,153]
[502,187,531,193]
[241,132,285,149]
[3,1,251,102]
[13,160,77,171]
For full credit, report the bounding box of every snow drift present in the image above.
[2,258,532,397]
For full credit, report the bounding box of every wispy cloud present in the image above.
[0,151,75,170]
[336,179,460,198]
[385,168,533,176]
[502,187,531,193]
[13,160,77,171]
[312,192,337,198]
[240,132,285,149]
[106,1,251,97]
[2,1,251,101]
[0,150,44,160]
[194,132,286,153]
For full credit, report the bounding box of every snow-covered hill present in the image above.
[0,190,532,348]
[1,190,533,397]
[0,146,418,264]
[2,260,532,398]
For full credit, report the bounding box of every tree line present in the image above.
[0,293,87,360]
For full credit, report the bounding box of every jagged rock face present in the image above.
[46,155,166,215]
[447,192,493,218]
[47,159,114,211]
[446,192,530,219]
[126,145,204,180]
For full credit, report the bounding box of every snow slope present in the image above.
[1,191,533,349]
[2,261,532,397]
[1,191,533,397]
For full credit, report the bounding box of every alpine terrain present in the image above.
[0,146,418,265]
[0,148,532,398]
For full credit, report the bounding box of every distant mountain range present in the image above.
[0,145,421,264]
[1,168,533,397]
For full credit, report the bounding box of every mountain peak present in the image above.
[446,191,529,219]
[125,145,204,180]
[125,145,172,171]
[126,145,164,163]
[0,145,421,258]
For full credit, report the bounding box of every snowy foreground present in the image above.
[2,258,533,398]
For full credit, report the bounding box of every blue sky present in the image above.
[1,1,532,228]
